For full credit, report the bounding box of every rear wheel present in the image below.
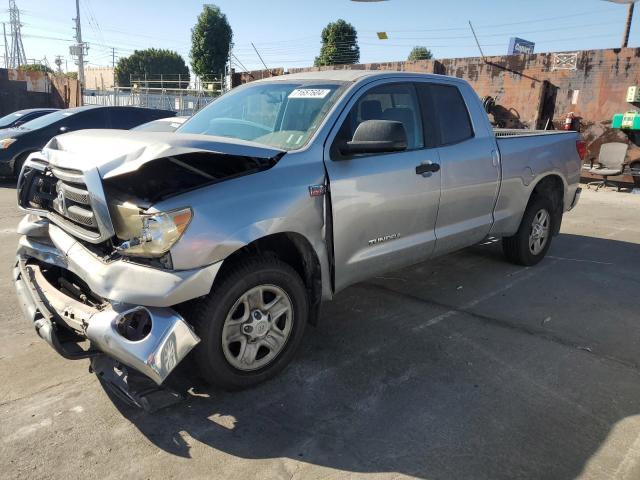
[502,195,556,266]
[186,256,308,390]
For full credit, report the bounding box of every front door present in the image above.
[324,81,441,292]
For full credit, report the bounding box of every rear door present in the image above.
[324,80,441,291]
[415,81,500,255]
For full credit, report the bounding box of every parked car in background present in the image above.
[0,108,59,130]
[131,116,188,132]
[0,105,175,177]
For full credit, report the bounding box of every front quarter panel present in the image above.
[154,147,330,281]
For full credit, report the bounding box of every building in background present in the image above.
[84,66,115,90]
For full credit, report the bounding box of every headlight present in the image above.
[115,207,193,258]
[0,138,16,149]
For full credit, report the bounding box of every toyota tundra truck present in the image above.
[13,70,583,396]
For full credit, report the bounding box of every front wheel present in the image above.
[186,256,308,390]
[502,195,556,266]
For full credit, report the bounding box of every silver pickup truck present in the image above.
[14,70,583,394]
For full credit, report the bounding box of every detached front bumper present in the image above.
[13,217,208,384]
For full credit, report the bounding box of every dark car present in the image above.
[0,105,175,177]
[0,108,59,129]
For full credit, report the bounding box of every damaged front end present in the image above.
[13,130,285,394]
[14,224,200,385]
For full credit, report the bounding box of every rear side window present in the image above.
[417,83,473,146]
[65,109,108,130]
[109,108,150,129]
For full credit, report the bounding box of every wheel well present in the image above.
[215,233,323,325]
[12,151,35,176]
[530,175,564,235]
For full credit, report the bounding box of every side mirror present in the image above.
[58,126,68,133]
[341,120,407,156]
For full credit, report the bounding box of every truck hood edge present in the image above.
[43,129,286,178]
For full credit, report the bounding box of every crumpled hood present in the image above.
[43,129,285,179]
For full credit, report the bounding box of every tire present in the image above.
[502,195,556,266]
[185,256,308,390]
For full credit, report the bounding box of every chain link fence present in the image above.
[83,79,223,116]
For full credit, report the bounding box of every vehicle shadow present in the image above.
[102,233,640,479]
[0,178,17,189]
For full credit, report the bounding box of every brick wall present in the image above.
[0,68,81,116]
[84,67,115,90]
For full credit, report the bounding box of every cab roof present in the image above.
[255,69,456,84]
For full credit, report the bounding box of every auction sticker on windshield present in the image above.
[288,89,331,99]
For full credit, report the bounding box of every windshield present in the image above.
[0,112,25,128]
[20,110,77,130]
[177,81,347,150]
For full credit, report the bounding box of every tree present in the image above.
[408,46,433,62]
[18,64,53,73]
[64,72,78,80]
[315,19,360,67]
[190,4,233,79]
[114,48,190,89]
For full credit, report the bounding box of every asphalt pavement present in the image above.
[1,181,640,480]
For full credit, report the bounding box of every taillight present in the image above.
[576,140,587,161]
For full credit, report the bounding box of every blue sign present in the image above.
[508,37,535,55]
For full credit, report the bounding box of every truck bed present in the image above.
[490,128,581,238]
[494,128,573,138]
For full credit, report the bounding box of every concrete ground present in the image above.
[1,183,640,480]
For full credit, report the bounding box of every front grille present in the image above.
[49,167,100,237]
[18,162,111,243]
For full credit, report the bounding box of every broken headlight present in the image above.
[115,207,192,258]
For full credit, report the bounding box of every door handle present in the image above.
[415,161,440,176]
[491,149,499,168]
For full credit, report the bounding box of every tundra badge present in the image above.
[368,233,401,246]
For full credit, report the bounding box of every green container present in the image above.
[612,111,640,130]
[612,113,624,129]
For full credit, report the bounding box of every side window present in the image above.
[422,84,473,145]
[65,109,108,130]
[109,108,146,129]
[332,83,424,158]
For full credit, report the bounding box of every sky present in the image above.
[1,0,638,74]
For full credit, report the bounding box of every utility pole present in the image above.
[111,47,116,85]
[70,0,88,86]
[2,23,8,69]
[111,47,116,105]
[7,0,27,68]
[623,2,635,48]
[602,0,638,48]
